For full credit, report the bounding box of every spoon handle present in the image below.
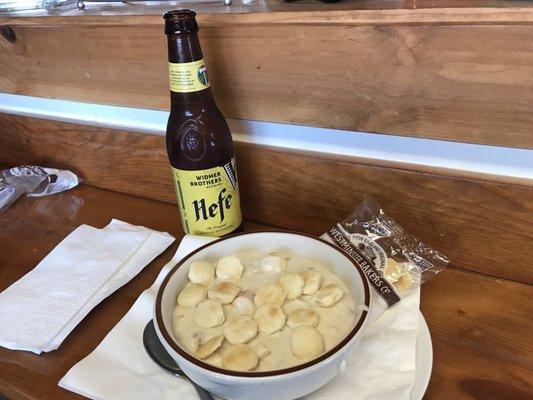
[143,320,214,400]
[191,382,214,400]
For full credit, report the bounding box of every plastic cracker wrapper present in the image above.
[321,196,449,321]
[0,166,80,213]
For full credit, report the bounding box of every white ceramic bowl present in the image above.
[154,231,371,400]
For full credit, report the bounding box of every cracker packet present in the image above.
[0,166,80,213]
[321,196,449,320]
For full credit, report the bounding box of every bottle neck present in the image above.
[167,32,214,105]
[167,31,202,63]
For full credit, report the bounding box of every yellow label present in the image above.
[171,158,242,236]
[168,59,210,93]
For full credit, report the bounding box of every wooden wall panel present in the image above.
[1,12,533,148]
[0,113,531,284]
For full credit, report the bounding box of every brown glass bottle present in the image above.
[164,10,242,236]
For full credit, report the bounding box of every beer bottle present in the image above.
[164,9,242,236]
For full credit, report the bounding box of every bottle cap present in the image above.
[163,9,199,35]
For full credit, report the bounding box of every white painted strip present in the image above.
[0,93,531,181]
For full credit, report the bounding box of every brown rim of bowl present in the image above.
[155,230,370,378]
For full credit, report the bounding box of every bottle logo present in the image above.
[178,120,207,161]
[197,64,209,87]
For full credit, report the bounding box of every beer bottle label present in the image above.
[171,158,242,236]
[168,59,210,93]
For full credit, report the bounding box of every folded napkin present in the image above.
[308,288,420,400]
[59,235,420,400]
[0,219,174,354]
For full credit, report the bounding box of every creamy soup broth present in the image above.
[172,251,356,372]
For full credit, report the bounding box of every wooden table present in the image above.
[0,185,531,399]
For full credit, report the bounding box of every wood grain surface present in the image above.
[0,185,531,399]
[1,10,533,148]
[0,113,532,284]
[420,267,533,399]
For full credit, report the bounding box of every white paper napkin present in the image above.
[306,288,420,400]
[59,235,420,400]
[59,235,213,400]
[0,219,175,354]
